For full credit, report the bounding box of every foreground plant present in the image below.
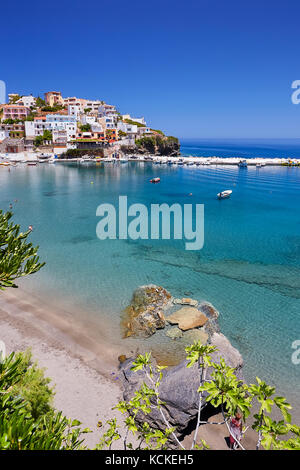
[99,342,300,450]
[0,210,44,289]
[0,352,91,450]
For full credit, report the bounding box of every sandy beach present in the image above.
[0,287,129,449]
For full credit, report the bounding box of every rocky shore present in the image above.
[120,285,243,438]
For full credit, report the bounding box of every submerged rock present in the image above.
[166,307,208,330]
[173,298,198,307]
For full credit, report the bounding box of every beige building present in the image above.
[44,91,64,107]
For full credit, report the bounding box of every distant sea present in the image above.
[180,138,300,158]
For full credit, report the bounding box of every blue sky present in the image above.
[1,0,300,138]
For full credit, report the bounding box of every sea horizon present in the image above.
[180,137,300,158]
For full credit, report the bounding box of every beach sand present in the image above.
[0,286,258,450]
[0,287,129,449]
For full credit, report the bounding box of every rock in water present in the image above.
[173,298,198,307]
[121,285,171,338]
[166,307,208,330]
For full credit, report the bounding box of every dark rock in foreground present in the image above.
[120,332,243,436]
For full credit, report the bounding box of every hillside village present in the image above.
[0,92,180,158]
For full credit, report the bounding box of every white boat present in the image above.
[217,190,232,199]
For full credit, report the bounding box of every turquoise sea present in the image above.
[1,140,300,419]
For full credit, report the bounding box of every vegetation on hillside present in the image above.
[135,135,180,155]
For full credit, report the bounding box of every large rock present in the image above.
[210,333,243,369]
[166,307,208,330]
[121,285,172,338]
[121,333,243,436]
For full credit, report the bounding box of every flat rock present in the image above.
[173,298,198,307]
[167,307,208,330]
[165,327,183,340]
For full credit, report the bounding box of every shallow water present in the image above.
[0,160,299,419]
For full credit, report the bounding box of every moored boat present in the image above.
[217,189,232,199]
[150,177,161,183]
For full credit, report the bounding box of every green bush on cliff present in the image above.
[135,135,180,155]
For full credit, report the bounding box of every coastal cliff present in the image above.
[121,134,180,156]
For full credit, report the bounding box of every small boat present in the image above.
[238,159,248,168]
[177,158,184,166]
[217,189,232,199]
[150,177,160,184]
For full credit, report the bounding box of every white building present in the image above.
[16,95,36,108]
[0,129,9,141]
[117,121,138,134]
[136,126,152,136]
[25,115,77,141]
[80,115,97,126]
[99,116,117,130]
[85,100,103,114]
[98,104,118,118]
[122,114,146,126]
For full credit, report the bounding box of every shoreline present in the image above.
[1,152,300,166]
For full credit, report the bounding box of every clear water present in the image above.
[0,158,299,418]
